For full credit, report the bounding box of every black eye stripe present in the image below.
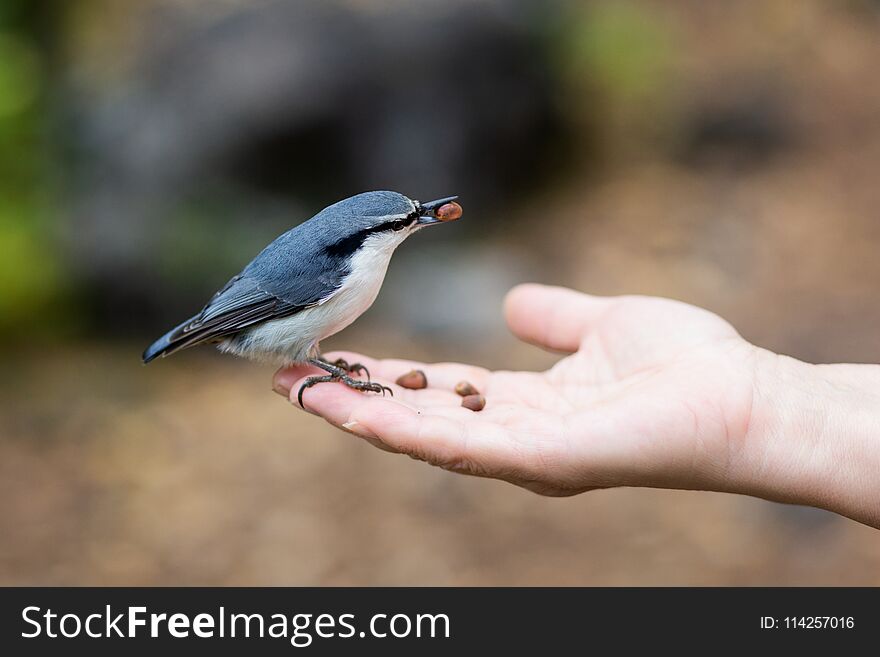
[384,214,417,230]
[322,216,415,258]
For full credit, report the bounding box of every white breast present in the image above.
[219,231,405,365]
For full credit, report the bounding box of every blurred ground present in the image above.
[2,0,880,585]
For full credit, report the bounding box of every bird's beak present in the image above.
[417,195,461,225]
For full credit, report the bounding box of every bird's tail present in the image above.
[142,317,196,363]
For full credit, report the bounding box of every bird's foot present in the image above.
[299,358,390,407]
[297,373,392,408]
[317,356,371,381]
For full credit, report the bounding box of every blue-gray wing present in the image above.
[142,211,352,363]
[142,267,341,362]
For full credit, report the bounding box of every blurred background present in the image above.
[2,0,880,585]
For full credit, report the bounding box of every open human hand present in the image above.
[273,283,767,497]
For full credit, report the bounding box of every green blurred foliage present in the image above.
[569,2,672,100]
[0,32,40,118]
[0,2,67,337]
[0,206,60,331]
[555,0,678,156]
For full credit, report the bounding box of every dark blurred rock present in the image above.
[678,89,793,171]
[65,0,565,329]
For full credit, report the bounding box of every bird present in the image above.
[143,191,462,406]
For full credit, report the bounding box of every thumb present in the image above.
[503,283,613,353]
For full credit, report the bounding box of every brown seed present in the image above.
[461,394,486,411]
[435,201,463,222]
[454,380,479,397]
[396,369,428,389]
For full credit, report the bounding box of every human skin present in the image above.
[273,284,880,528]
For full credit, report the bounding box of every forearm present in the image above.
[736,351,880,527]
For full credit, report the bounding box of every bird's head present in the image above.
[318,190,462,260]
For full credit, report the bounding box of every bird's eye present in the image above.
[391,220,406,231]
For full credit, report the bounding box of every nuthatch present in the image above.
[143,191,462,405]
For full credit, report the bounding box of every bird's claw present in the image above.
[342,377,392,397]
[297,374,335,408]
[297,373,391,408]
[364,382,393,397]
[329,358,371,381]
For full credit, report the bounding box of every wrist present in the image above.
[736,350,880,527]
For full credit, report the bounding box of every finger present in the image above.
[504,283,615,353]
[288,371,583,487]
[290,379,469,464]
[323,351,491,391]
[273,363,323,399]
[288,381,404,453]
[295,377,418,430]
[348,398,517,476]
[273,362,468,414]
[291,377,512,472]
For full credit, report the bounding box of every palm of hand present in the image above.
[275,285,760,496]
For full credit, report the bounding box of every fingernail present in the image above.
[342,420,378,440]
